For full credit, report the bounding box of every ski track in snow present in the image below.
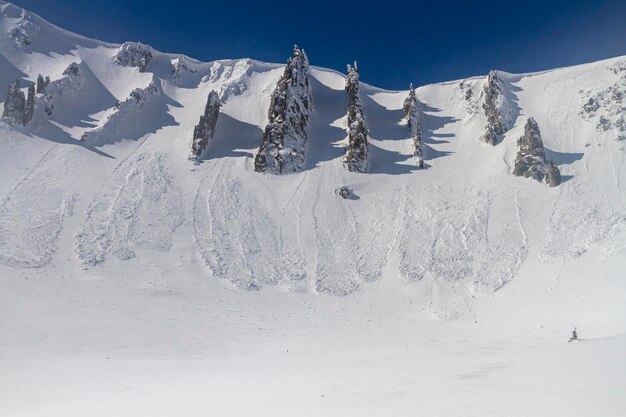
[75,151,184,265]
[193,161,306,290]
[397,186,527,293]
[0,144,74,268]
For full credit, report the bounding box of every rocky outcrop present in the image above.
[115,42,153,72]
[36,74,50,93]
[545,160,562,187]
[513,117,561,186]
[403,83,424,168]
[189,90,221,160]
[1,78,35,126]
[1,79,25,125]
[254,45,312,174]
[22,84,34,125]
[480,70,513,145]
[343,62,368,173]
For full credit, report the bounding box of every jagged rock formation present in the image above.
[254,45,312,174]
[36,74,50,93]
[403,83,424,168]
[343,62,368,173]
[115,42,153,72]
[513,118,547,181]
[189,90,221,160]
[480,70,513,145]
[1,79,25,125]
[1,78,34,126]
[513,117,561,186]
[545,160,562,187]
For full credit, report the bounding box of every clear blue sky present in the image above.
[16,0,626,89]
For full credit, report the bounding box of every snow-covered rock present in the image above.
[480,70,514,145]
[254,45,312,174]
[115,42,153,72]
[403,83,424,168]
[343,62,368,173]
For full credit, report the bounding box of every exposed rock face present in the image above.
[23,84,34,125]
[480,70,513,145]
[579,60,626,142]
[115,42,153,72]
[254,45,312,174]
[36,74,50,93]
[545,160,562,187]
[190,90,221,160]
[1,79,26,125]
[513,117,561,186]
[403,83,424,168]
[63,62,79,76]
[343,62,368,173]
[513,117,547,181]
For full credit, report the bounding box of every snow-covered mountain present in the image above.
[1,2,625,416]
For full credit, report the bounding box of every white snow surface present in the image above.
[0,2,625,416]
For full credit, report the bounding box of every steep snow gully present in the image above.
[0,2,625,417]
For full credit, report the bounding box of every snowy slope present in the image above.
[0,2,625,417]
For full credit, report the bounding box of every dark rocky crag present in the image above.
[480,70,511,146]
[513,117,561,186]
[190,90,221,161]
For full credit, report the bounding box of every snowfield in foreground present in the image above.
[0,2,625,416]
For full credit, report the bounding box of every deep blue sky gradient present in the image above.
[15,0,626,89]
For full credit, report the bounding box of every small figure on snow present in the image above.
[568,327,578,343]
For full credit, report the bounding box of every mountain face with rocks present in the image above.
[343,62,368,173]
[480,70,513,145]
[403,83,424,168]
[254,45,312,174]
[513,117,561,186]
[190,90,221,160]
